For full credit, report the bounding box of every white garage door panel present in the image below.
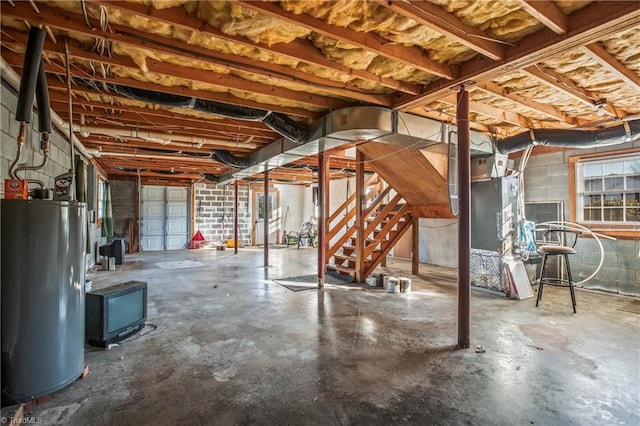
[142,219,164,234]
[167,188,188,202]
[141,185,190,251]
[143,187,166,201]
[143,235,164,251]
[144,202,165,218]
[166,219,187,234]
[167,202,188,217]
[166,234,188,250]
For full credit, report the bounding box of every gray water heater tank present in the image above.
[1,199,86,402]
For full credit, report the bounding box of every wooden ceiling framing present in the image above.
[1,0,639,185]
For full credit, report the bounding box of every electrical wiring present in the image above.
[80,0,93,29]
[419,221,457,229]
[536,221,615,286]
[85,323,159,351]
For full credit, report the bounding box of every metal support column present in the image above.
[234,180,239,255]
[412,216,419,275]
[263,170,269,268]
[355,150,365,283]
[318,152,329,288]
[457,86,471,349]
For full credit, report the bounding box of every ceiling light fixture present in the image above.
[594,99,607,117]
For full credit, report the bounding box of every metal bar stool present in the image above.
[535,228,581,313]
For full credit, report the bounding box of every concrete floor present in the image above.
[11,247,640,425]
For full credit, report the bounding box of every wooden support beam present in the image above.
[238,0,455,80]
[6,0,395,106]
[515,0,568,34]
[377,0,504,60]
[582,42,640,93]
[59,116,271,147]
[475,82,579,126]
[89,0,422,96]
[1,28,345,112]
[45,82,278,135]
[440,93,532,129]
[3,49,317,119]
[395,1,640,110]
[522,65,622,117]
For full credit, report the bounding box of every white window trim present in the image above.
[575,152,640,226]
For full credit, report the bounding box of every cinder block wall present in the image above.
[1,81,70,196]
[524,141,640,296]
[110,179,136,243]
[1,79,102,269]
[194,183,251,244]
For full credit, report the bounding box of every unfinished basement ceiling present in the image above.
[1,0,639,184]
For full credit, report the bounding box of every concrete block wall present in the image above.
[110,179,136,246]
[523,139,640,296]
[1,79,102,269]
[1,82,70,197]
[194,183,251,244]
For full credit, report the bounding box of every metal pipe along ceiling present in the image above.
[67,126,259,150]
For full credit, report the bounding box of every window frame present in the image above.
[569,148,640,239]
[97,176,106,228]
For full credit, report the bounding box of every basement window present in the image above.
[97,177,106,226]
[574,153,640,225]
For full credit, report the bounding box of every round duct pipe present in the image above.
[497,120,640,154]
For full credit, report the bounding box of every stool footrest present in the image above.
[540,278,573,287]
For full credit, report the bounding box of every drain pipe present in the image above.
[498,120,640,154]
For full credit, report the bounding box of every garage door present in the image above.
[141,186,189,251]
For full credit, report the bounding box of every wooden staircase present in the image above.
[325,174,413,282]
[321,141,455,283]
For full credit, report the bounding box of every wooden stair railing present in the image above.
[325,175,412,281]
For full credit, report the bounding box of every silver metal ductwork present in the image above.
[497,120,640,154]
[217,107,494,183]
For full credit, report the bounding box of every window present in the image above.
[257,193,275,219]
[575,153,640,224]
[97,177,106,226]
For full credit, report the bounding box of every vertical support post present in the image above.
[317,152,329,288]
[355,150,365,283]
[412,216,419,275]
[457,87,471,349]
[234,180,239,255]
[264,170,269,268]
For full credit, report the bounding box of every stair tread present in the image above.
[334,253,356,261]
[326,263,356,274]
